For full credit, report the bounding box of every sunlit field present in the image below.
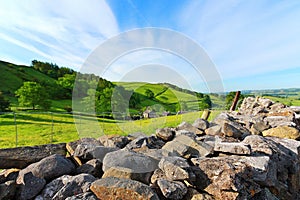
[0,110,221,148]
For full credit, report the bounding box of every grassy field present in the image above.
[0,110,221,149]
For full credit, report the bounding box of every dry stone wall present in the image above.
[0,97,300,199]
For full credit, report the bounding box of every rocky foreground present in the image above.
[1,97,300,200]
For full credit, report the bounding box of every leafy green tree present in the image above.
[225,91,244,110]
[145,89,154,99]
[197,94,212,110]
[15,82,51,110]
[0,91,10,112]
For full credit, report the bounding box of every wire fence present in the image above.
[0,110,216,148]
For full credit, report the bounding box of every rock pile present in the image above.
[1,97,300,200]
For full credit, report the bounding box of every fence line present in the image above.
[0,110,221,148]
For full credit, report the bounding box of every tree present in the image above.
[198,94,212,110]
[225,91,244,110]
[15,82,51,110]
[145,89,154,99]
[0,91,10,112]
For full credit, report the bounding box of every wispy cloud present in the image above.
[179,0,300,80]
[0,0,119,69]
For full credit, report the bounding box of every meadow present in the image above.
[0,110,221,149]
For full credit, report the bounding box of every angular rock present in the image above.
[193,118,210,131]
[65,192,98,200]
[162,135,213,159]
[158,156,194,181]
[214,141,251,155]
[125,136,165,150]
[137,149,178,162]
[17,172,46,200]
[98,135,129,148]
[67,138,103,152]
[157,179,187,200]
[90,177,160,200]
[52,174,96,200]
[76,159,103,178]
[0,180,17,200]
[176,122,203,135]
[35,175,72,200]
[102,150,159,184]
[243,135,274,155]
[36,174,96,200]
[183,188,214,200]
[196,156,261,199]
[250,188,280,200]
[205,125,222,136]
[151,168,167,184]
[156,127,175,141]
[74,145,119,162]
[0,168,19,184]
[262,126,300,140]
[17,154,75,182]
[162,139,190,158]
[0,143,66,169]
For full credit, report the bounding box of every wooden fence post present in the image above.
[230,91,241,111]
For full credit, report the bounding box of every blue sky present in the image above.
[0,0,300,92]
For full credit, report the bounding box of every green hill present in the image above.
[1,60,215,113]
[0,60,57,101]
[116,82,210,113]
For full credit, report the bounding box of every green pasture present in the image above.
[0,110,221,149]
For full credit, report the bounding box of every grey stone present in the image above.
[157,179,187,200]
[151,168,166,184]
[163,135,213,159]
[183,188,214,200]
[17,154,75,182]
[0,143,66,169]
[214,141,251,155]
[205,125,222,136]
[74,145,119,162]
[125,136,165,150]
[17,172,46,200]
[0,168,19,184]
[90,177,160,200]
[156,127,175,141]
[98,135,129,148]
[158,156,194,181]
[102,150,159,184]
[67,138,102,154]
[35,175,72,200]
[162,139,190,158]
[0,180,17,200]
[250,188,280,200]
[192,118,210,131]
[65,192,98,200]
[52,174,96,200]
[176,122,203,135]
[76,159,103,178]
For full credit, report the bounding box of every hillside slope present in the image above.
[0,60,57,100]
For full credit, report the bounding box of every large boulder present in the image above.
[17,154,75,182]
[102,150,159,184]
[0,143,66,169]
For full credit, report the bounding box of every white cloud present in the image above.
[0,0,119,69]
